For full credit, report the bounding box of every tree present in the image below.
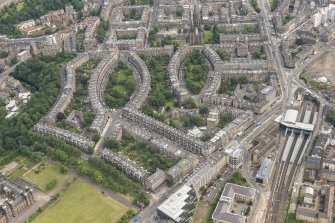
[92,134,100,143]
[182,97,197,109]
[199,105,208,115]
[295,38,304,46]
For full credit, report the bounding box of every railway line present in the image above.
[267,100,317,222]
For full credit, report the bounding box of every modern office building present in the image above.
[157,185,197,223]
[255,158,274,184]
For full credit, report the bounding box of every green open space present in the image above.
[130,0,153,6]
[0,52,76,167]
[30,179,129,223]
[223,26,260,35]
[0,52,149,208]
[64,58,100,129]
[141,55,175,117]
[251,50,266,60]
[252,0,261,13]
[96,21,109,43]
[149,26,187,49]
[6,156,38,180]
[218,76,251,95]
[300,72,330,91]
[228,172,250,187]
[0,51,9,59]
[76,28,86,52]
[25,162,69,192]
[184,50,209,94]
[193,199,211,223]
[203,31,214,44]
[202,25,220,44]
[16,2,25,11]
[105,61,136,109]
[217,51,231,61]
[104,134,178,173]
[269,0,278,11]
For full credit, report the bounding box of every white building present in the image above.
[304,186,314,205]
[224,140,243,169]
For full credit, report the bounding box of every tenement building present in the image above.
[0,173,34,223]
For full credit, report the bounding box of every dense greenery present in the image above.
[0,51,9,59]
[141,55,174,118]
[202,25,220,44]
[96,21,109,43]
[228,172,250,187]
[252,50,266,60]
[0,53,76,165]
[0,0,83,38]
[104,134,177,173]
[0,53,149,206]
[218,76,249,95]
[252,0,261,13]
[184,50,209,94]
[326,114,335,127]
[269,0,279,11]
[283,14,293,25]
[66,58,100,129]
[130,0,153,6]
[295,38,304,46]
[76,28,86,52]
[217,51,231,61]
[80,157,149,206]
[181,97,197,109]
[45,179,58,191]
[182,115,205,127]
[199,105,209,115]
[218,113,234,128]
[105,61,136,109]
[117,209,138,223]
[223,26,259,35]
[29,131,148,205]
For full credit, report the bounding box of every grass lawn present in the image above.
[16,2,25,11]
[32,180,129,223]
[8,156,37,180]
[25,163,69,192]
[203,31,213,44]
[193,199,210,223]
[174,40,186,46]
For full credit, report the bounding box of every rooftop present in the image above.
[212,183,256,223]
[157,185,193,221]
[260,85,274,95]
[256,158,274,180]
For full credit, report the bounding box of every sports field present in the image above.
[25,163,69,192]
[32,180,129,223]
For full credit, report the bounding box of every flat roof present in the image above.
[212,183,256,223]
[280,121,315,131]
[157,185,193,221]
[187,163,213,188]
[260,85,274,95]
[256,158,274,180]
[283,109,298,125]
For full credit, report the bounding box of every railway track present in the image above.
[267,100,317,222]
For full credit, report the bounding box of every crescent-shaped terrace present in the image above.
[89,50,119,134]
[124,52,151,111]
